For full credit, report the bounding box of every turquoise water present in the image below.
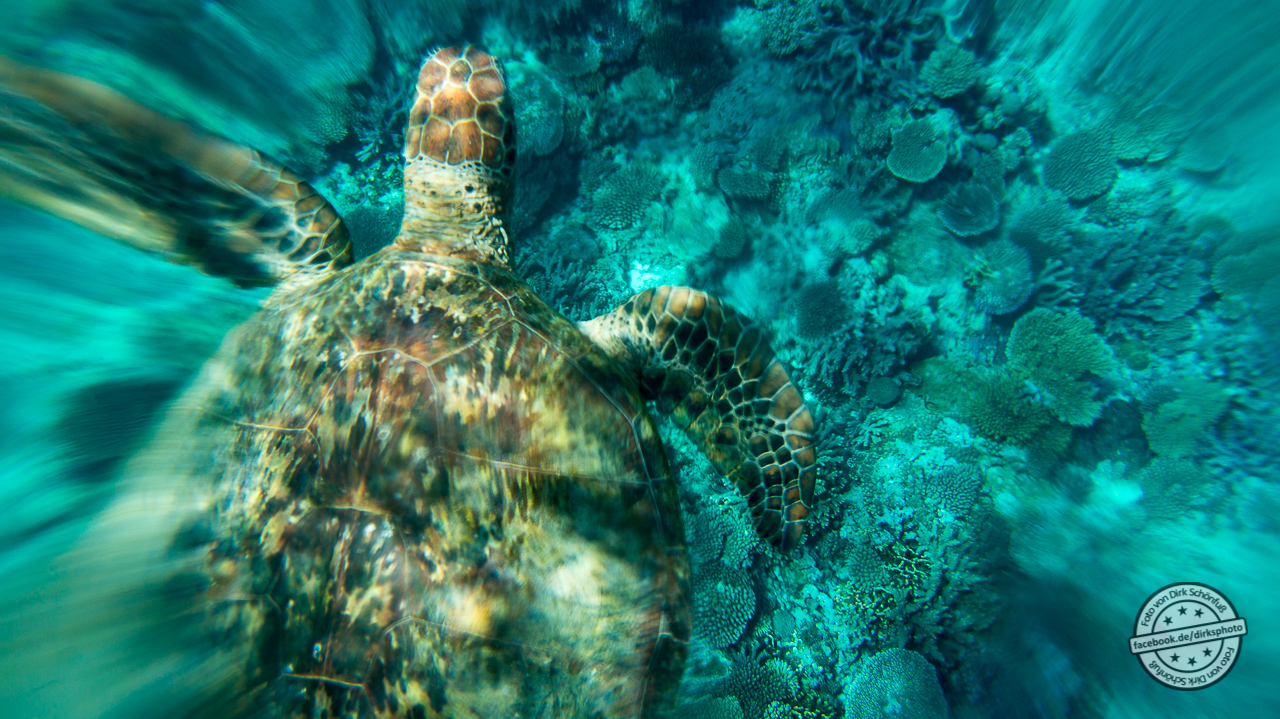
[1,0,1278,716]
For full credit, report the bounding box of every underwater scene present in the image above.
[0,0,1277,716]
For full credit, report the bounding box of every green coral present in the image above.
[1007,308,1117,426]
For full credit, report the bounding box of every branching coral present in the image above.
[967,239,1033,315]
[694,569,758,649]
[793,267,936,391]
[938,183,1000,236]
[921,464,983,519]
[1063,228,1209,335]
[692,145,722,191]
[758,0,821,56]
[790,0,948,107]
[1043,128,1119,200]
[921,43,980,98]
[723,652,799,719]
[964,368,1070,450]
[888,119,947,183]
[1007,308,1117,426]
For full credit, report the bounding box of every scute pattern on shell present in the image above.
[406,45,514,171]
[194,249,691,718]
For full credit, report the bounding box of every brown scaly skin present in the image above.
[397,45,516,266]
[0,56,352,285]
[580,286,817,551]
[15,46,817,718]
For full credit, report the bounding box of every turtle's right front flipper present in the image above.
[0,57,351,286]
[580,286,818,551]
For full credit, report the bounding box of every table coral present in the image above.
[1007,308,1116,426]
[921,43,980,99]
[888,119,948,183]
[938,183,1000,236]
[1043,128,1118,200]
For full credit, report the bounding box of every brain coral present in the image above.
[847,649,947,719]
[588,163,665,229]
[1008,308,1117,426]
[888,119,947,183]
[1043,128,1118,199]
[970,239,1033,315]
[921,43,980,98]
[939,183,1000,236]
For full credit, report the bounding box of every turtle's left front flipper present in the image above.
[0,57,351,286]
[581,286,817,551]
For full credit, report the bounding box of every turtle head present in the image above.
[396,45,516,265]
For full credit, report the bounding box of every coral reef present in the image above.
[887,118,948,182]
[922,44,980,99]
[968,239,1033,315]
[846,649,948,719]
[1007,308,1116,426]
[8,2,1279,717]
[939,183,1000,237]
[1042,128,1119,200]
[587,162,666,230]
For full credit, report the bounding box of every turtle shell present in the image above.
[179,247,692,718]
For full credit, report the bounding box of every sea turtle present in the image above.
[0,46,816,717]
